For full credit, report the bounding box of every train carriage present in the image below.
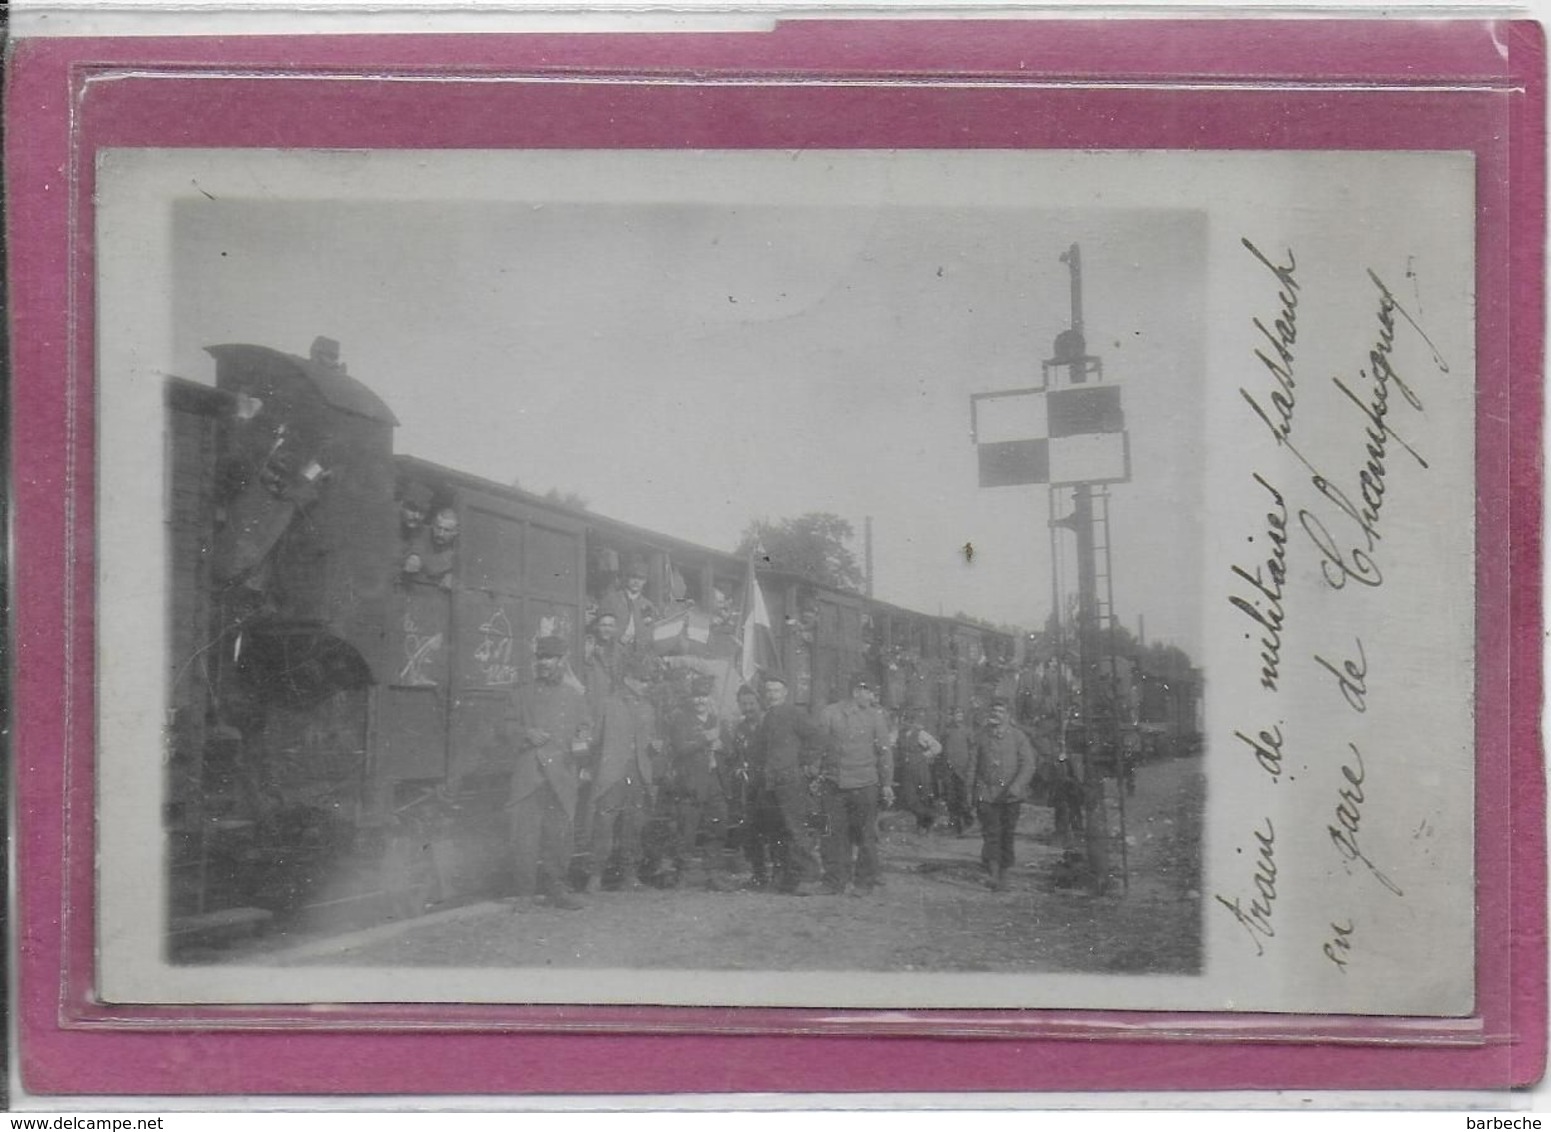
[382,457,590,787]
[163,339,1195,946]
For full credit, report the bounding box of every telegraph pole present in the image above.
[864,515,874,599]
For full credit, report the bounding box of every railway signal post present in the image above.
[970,243,1133,895]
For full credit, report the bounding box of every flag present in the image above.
[739,554,779,683]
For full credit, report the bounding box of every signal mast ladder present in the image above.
[1083,485,1131,896]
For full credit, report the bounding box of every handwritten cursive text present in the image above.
[1215,818,1279,957]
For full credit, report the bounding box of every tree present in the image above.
[1143,640,1196,680]
[541,487,590,512]
[952,611,997,630]
[951,611,1026,636]
[510,476,589,512]
[736,512,864,591]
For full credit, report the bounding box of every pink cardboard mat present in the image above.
[6,17,1544,1097]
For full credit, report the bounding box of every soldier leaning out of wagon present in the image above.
[451,634,592,911]
[598,556,658,652]
[579,651,659,893]
[401,505,459,588]
[663,675,732,886]
[966,696,1037,892]
[395,481,432,566]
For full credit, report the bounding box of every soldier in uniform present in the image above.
[599,556,657,651]
[483,635,591,910]
[580,652,658,893]
[721,684,765,884]
[1043,716,1086,847]
[403,506,459,587]
[583,611,625,715]
[967,696,1037,891]
[665,675,730,882]
[816,677,895,895]
[895,705,943,833]
[395,481,432,569]
[749,673,826,894]
[936,705,975,835]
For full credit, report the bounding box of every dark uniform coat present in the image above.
[667,707,725,803]
[721,712,762,812]
[593,692,656,798]
[584,641,625,716]
[502,679,590,819]
[754,703,825,781]
[599,588,657,649]
[941,723,973,779]
[967,723,1036,805]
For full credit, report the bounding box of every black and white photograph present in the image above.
[96,147,1474,1013]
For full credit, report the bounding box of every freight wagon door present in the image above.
[449,494,586,783]
[379,583,452,781]
[812,594,866,711]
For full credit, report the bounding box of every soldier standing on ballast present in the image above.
[937,705,975,835]
[967,696,1036,892]
[490,635,591,910]
[721,684,765,883]
[816,676,894,896]
[749,673,826,894]
[581,652,658,893]
[665,675,731,883]
[895,705,943,833]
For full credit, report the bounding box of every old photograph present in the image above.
[97,148,1473,1012]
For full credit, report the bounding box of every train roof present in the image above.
[394,453,742,565]
[861,592,1016,640]
[164,374,233,414]
[206,343,400,426]
[396,455,1020,638]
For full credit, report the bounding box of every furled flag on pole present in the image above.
[739,552,779,683]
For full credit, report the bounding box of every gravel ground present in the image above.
[258,753,1204,975]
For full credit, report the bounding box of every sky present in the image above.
[169,154,1205,654]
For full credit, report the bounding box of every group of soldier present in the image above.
[448,565,1051,912]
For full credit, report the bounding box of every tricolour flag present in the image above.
[739,555,780,684]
